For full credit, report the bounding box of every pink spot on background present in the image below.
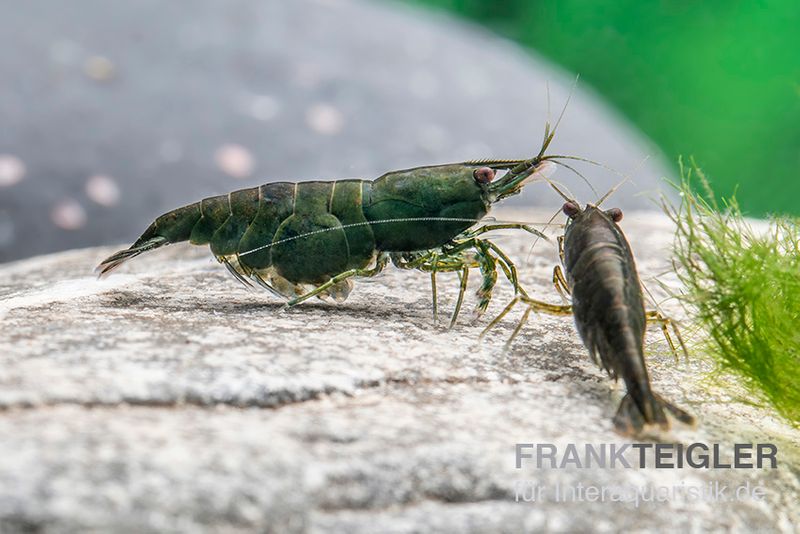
[85,174,121,207]
[306,103,344,135]
[0,155,26,187]
[214,144,255,179]
[51,199,87,230]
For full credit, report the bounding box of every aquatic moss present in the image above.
[666,160,800,426]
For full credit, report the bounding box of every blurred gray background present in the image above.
[0,0,672,263]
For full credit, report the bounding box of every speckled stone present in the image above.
[0,0,674,262]
[1,208,798,533]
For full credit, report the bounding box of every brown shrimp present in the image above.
[484,192,695,434]
[557,201,694,434]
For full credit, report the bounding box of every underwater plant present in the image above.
[666,160,800,426]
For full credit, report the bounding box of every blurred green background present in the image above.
[408,0,800,217]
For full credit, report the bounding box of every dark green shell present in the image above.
[237,183,295,271]
[364,164,487,250]
[269,182,356,284]
[129,165,487,285]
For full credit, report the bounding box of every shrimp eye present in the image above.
[562,201,580,218]
[473,167,495,184]
[606,208,623,222]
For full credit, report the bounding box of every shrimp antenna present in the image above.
[542,81,552,151]
[538,75,579,159]
[524,177,578,264]
[549,76,578,147]
[551,179,579,203]
[526,207,564,264]
[595,154,652,207]
[545,177,578,205]
[546,154,629,182]
[595,177,629,208]
[549,159,599,199]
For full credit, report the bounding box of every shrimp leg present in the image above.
[480,294,572,343]
[552,265,571,301]
[449,268,471,328]
[430,254,440,324]
[551,264,685,361]
[439,237,521,325]
[463,222,548,241]
[645,310,689,361]
[395,237,521,327]
[284,254,389,308]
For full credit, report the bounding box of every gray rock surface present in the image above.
[1,208,798,533]
[0,0,673,263]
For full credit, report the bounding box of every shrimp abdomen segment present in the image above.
[209,188,260,257]
[332,181,376,270]
[237,182,296,271]
[189,195,230,246]
[270,181,374,284]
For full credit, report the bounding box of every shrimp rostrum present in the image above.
[486,188,695,434]
[98,143,564,326]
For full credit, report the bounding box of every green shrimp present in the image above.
[99,124,574,326]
